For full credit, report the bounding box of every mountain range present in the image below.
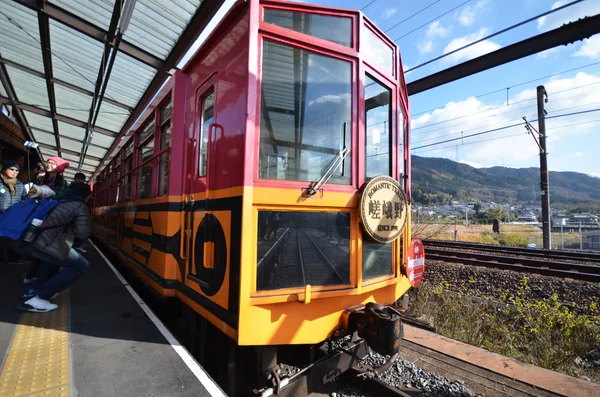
[411,156,600,208]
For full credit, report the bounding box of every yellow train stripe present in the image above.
[0,293,70,397]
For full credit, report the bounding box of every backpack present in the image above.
[0,198,60,242]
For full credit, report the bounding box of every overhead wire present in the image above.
[415,118,600,154]
[393,0,472,42]
[412,91,600,145]
[405,0,584,73]
[384,1,441,33]
[361,0,377,11]
[411,81,600,142]
[411,107,600,150]
[411,60,600,117]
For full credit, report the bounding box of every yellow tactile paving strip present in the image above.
[0,293,70,397]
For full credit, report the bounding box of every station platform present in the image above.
[0,242,226,397]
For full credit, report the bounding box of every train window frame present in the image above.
[364,73,392,180]
[361,20,397,81]
[198,88,215,178]
[256,37,357,188]
[136,116,156,200]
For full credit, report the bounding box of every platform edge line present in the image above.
[90,241,227,397]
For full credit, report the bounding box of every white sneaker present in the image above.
[75,247,87,254]
[19,296,58,312]
[23,277,37,284]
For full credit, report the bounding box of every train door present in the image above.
[182,73,229,300]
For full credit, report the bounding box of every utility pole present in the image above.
[537,86,551,250]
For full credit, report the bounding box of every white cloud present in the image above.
[426,21,450,38]
[573,35,600,59]
[456,6,476,26]
[459,160,483,168]
[381,8,396,20]
[537,0,600,32]
[418,40,433,55]
[410,72,600,172]
[441,28,501,64]
[536,47,560,59]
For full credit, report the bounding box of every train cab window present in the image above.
[199,90,214,177]
[365,74,391,179]
[256,211,350,291]
[362,25,394,75]
[259,40,352,184]
[137,120,155,199]
[263,9,352,47]
[114,157,121,203]
[399,108,406,181]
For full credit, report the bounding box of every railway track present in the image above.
[422,240,600,282]
[422,239,600,262]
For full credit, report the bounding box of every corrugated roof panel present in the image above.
[90,131,116,148]
[94,101,129,134]
[87,146,108,159]
[124,0,203,59]
[40,148,59,157]
[54,84,93,122]
[0,83,7,97]
[5,66,50,110]
[80,164,97,173]
[49,19,104,94]
[57,121,86,141]
[32,130,57,146]
[60,139,84,153]
[50,0,115,30]
[61,153,80,162]
[0,2,45,72]
[103,51,156,108]
[22,110,54,132]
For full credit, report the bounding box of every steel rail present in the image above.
[426,252,600,282]
[426,248,600,274]
[303,231,346,285]
[422,239,600,262]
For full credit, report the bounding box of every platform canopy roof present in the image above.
[0,0,228,181]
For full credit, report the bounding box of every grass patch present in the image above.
[413,222,582,248]
[411,279,600,382]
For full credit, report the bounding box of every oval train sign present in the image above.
[359,176,408,243]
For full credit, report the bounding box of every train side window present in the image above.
[123,143,133,202]
[199,89,215,177]
[365,74,391,179]
[137,119,155,199]
[158,98,172,196]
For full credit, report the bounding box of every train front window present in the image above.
[199,90,214,177]
[263,9,352,48]
[365,74,391,179]
[259,40,352,184]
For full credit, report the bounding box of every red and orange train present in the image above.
[92,0,422,394]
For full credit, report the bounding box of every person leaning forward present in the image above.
[14,183,92,313]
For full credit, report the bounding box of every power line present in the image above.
[411,60,600,117]
[411,80,600,139]
[415,118,600,154]
[384,1,441,33]
[361,0,377,11]
[405,0,584,73]
[393,0,472,42]
[411,107,600,150]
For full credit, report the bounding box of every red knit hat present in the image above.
[47,156,69,173]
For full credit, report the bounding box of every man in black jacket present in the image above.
[16,183,92,312]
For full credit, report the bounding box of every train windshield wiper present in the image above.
[304,147,350,197]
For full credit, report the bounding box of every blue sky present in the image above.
[287,0,600,177]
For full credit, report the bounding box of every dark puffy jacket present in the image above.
[0,179,27,213]
[22,200,92,261]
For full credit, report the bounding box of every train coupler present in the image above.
[343,302,403,357]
